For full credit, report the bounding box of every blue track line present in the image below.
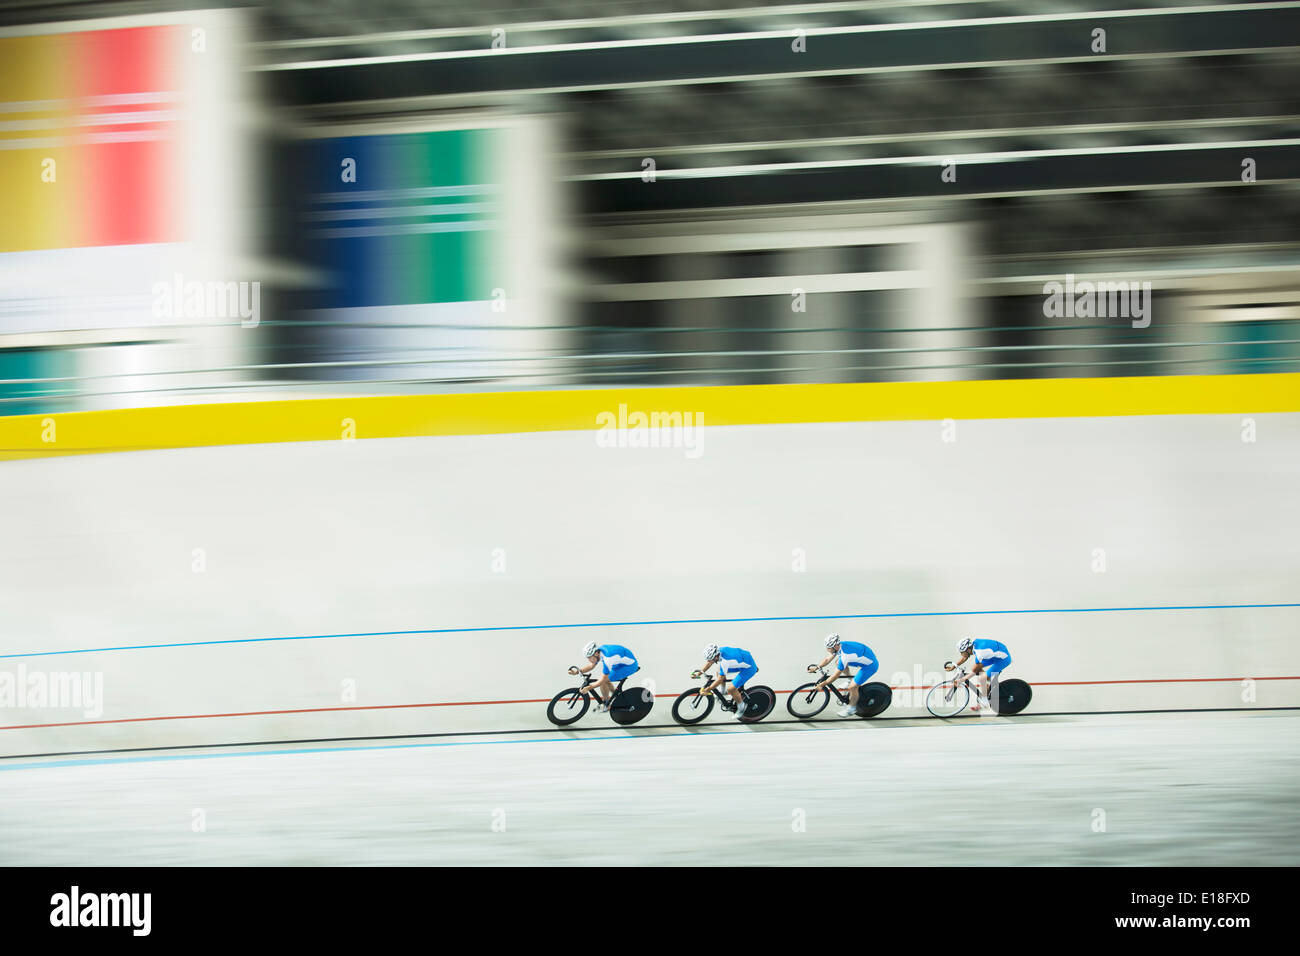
[2,602,1297,661]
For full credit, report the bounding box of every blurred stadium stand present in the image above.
[1,0,1297,407]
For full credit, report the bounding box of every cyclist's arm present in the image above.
[575,659,598,675]
[948,650,972,670]
[815,657,846,687]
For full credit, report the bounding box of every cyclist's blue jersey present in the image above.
[837,641,876,671]
[972,639,1011,668]
[716,646,756,676]
[599,644,638,674]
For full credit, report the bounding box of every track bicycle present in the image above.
[546,670,654,726]
[671,670,776,725]
[925,664,1032,718]
[786,664,892,719]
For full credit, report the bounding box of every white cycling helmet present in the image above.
[582,641,599,658]
[956,637,973,653]
[702,643,720,661]
[825,633,841,649]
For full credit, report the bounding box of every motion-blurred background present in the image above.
[2,0,1298,415]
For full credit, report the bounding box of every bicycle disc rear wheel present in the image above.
[786,682,830,719]
[856,682,892,718]
[925,681,970,718]
[609,687,654,725]
[993,678,1032,715]
[740,686,776,722]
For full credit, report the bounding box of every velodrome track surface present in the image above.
[2,388,1297,863]
[2,412,1299,756]
[2,710,1297,866]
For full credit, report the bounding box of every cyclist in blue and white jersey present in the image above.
[948,636,1012,711]
[570,641,639,712]
[699,644,758,721]
[810,633,880,717]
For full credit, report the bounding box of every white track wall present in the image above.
[2,413,1298,755]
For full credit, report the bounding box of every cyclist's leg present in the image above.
[730,669,754,711]
[983,658,1010,710]
[590,671,613,704]
[840,662,875,714]
[857,662,877,701]
[835,671,859,716]
[603,666,636,705]
[852,660,878,701]
[713,674,733,707]
[968,662,986,709]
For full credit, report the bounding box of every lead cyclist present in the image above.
[569,641,639,712]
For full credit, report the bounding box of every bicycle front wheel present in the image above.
[547,687,591,726]
[925,680,970,718]
[672,688,715,725]
[786,682,831,719]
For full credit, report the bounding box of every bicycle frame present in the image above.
[925,664,1028,718]
[935,666,994,710]
[691,669,747,710]
[570,671,629,702]
[805,665,856,704]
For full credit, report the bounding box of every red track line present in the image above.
[0,698,554,731]
[892,676,1300,689]
[3,675,1298,731]
[1028,676,1296,686]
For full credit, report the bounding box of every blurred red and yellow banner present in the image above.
[0,25,184,252]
